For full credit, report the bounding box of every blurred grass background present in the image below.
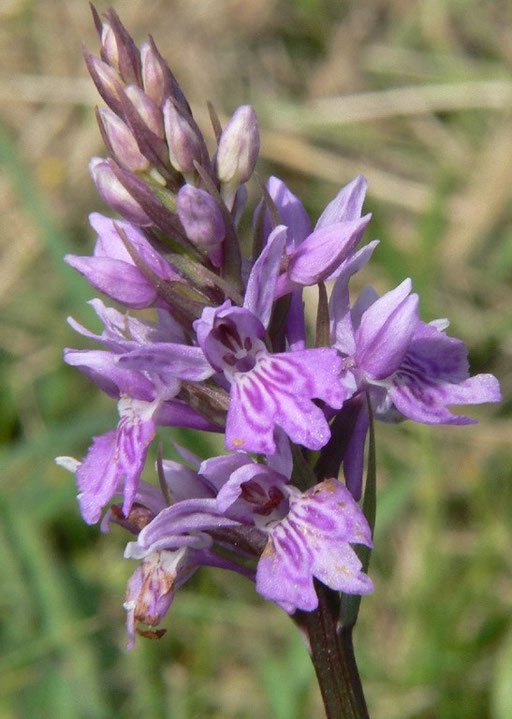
[0,1,511,717]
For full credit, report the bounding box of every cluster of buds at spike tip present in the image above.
[58,7,501,648]
[83,5,261,325]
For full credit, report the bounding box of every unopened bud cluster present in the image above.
[84,6,257,287]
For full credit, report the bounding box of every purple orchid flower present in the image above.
[118,226,348,454]
[129,452,373,614]
[330,275,502,499]
[61,300,218,524]
[205,456,373,611]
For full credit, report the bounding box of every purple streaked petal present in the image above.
[244,225,287,328]
[226,373,317,454]
[225,376,277,454]
[256,532,317,612]
[117,411,156,517]
[269,389,333,451]
[256,479,372,611]
[355,279,419,379]
[225,348,345,453]
[76,430,120,524]
[74,399,156,526]
[273,349,346,408]
[118,343,214,381]
[287,215,371,285]
[315,175,368,229]
[390,372,501,425]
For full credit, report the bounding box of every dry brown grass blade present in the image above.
[303,81,512,125]
[443,118,512,266]
[259,127,429,212]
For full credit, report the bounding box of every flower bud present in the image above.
[216,104,259,188]
[177,185,225,266]
[100,21,119,70]
[89,157,152,225]
[124,84,164,138]
[97,108,149,172]
[99,10,140,85]
[141,36,192,114]
[83,51,124,117]
[141,40,167,107]
[163,99,203,174]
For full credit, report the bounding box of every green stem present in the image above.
[299,583,369,719]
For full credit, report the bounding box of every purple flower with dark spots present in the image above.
[195,300,346,453]
[132,453,373,613]
[205,457,372,610]
[254,477,373,612]
[119,227,348,453]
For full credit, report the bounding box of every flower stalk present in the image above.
[300,583,369,719]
